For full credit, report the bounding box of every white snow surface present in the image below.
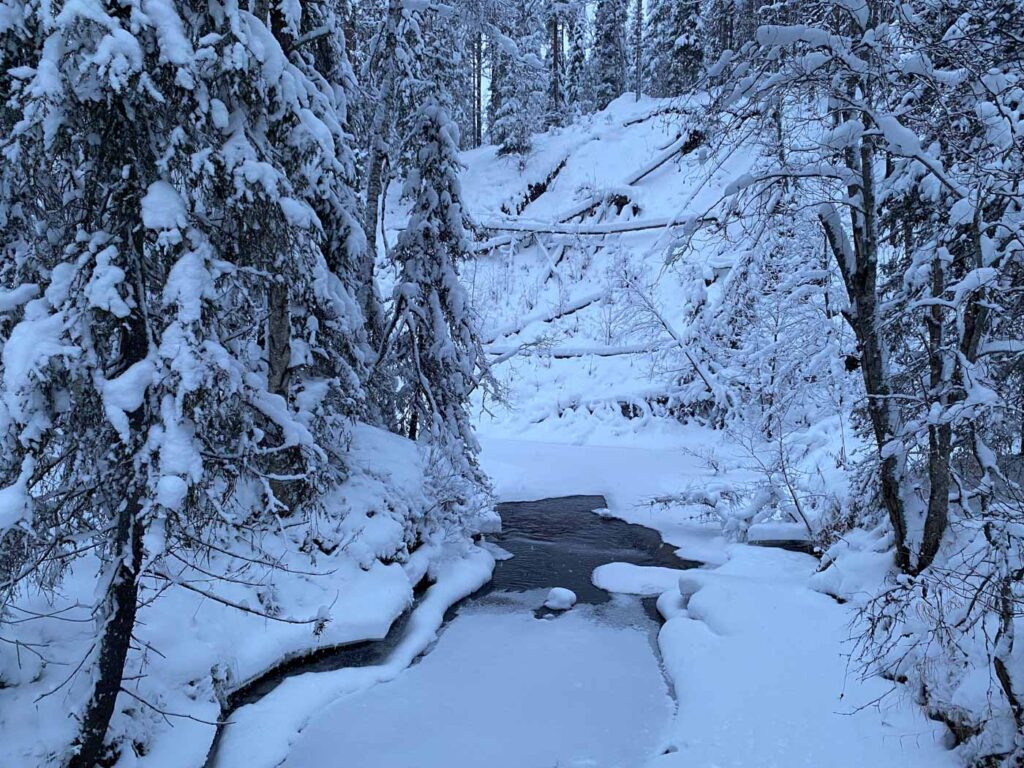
[593,562,683,596]
[480,438,957,768]
[276,592,672,768]
[141,180,188,230]
[656,544,956,767]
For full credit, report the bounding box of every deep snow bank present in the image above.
[0,424,493,768]
[212,543,495,768]
[651,545,956,768]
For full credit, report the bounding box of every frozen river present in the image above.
[276,496,685,768]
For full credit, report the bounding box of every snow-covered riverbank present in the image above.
[209,544,494,768]
[482,436,957,768]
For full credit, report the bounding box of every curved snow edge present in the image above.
[211,543,495,768]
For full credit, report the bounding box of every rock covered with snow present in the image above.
[592,562,683,596]
[544,587,577,611]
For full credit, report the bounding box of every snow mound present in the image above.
[593,562,685,596]
[654,545,956,768]
[544,587,577,610]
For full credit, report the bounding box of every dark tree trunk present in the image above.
[267,280,291,397]
[67,494,144,768]
[68,251,149,767]
[633,0,643,100]
[362,144,386,341]
[549,13,562,123]
[920,406,952,574]
[920,217,993,571]
[819,138,913,573]
[919,253,951,574]
[474,32,483,147]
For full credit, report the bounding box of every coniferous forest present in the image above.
[2,1,1024,766]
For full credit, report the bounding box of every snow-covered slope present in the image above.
[450,95,755,444]
[462,96,955,768]
[455,94,854,545]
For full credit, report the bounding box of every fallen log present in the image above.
[500,156,568,217]
[553,129,706,222]
[478,214,716,237]
[487,341,673,359]
[483,290,607,344]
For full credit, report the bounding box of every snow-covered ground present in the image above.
[484,438,956,768]
[220,431,957,768]
[277,592,672,768]
[657,544,955,768]
[0,426,493,768]
[452,95,956,768]
[212,545,494,768]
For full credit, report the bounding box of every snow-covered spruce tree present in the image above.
[489,2,547,156]
[545,0,566,125]
[592,0,629,109]
[564,2,592,114]
[701,0,776,65]
[0,0,40,331]
[292,0,372,403]
[448,0,500,147]
[0,0,50,653]
[0,0,367,762]
[644,0,672,95]
[645,0,704,96]
[361,1,481,425]
[673,1,704,90]
[384,79,490,524]
[422,4,478,149]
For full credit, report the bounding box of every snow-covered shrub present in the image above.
[852,517,1024,761]
[618,187,859,538]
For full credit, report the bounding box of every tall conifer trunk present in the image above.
[68,221,149,767]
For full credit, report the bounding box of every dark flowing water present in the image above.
[206,495,695,767]
[477,495,699,607]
